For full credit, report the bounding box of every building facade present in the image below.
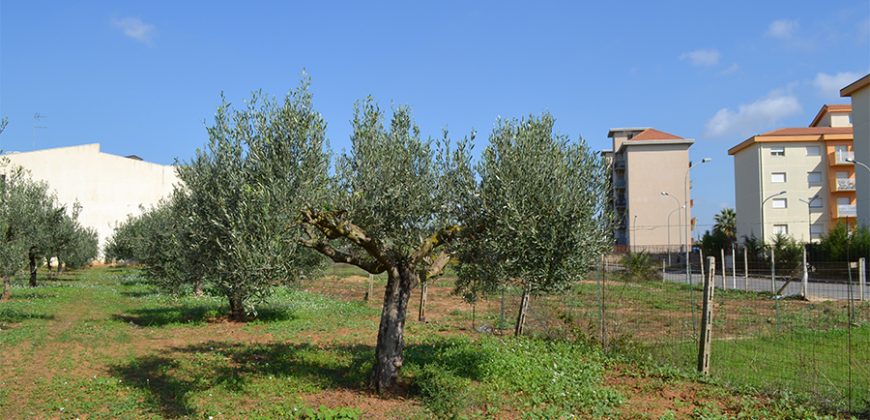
[2,144,180,254]
[603,128,693,252]
[728,105,854,243]
[841,74,870,226]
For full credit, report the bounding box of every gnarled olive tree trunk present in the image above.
[28,249,38,288]
[228,291,246,322]
[1,276,11,300]
[372,264,416,393]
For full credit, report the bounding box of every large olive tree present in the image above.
[455,114,612,336]
[299,99,473,392]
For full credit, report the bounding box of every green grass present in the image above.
[639,327,870,412]
[405,336,623,418]
[0,265,853,418]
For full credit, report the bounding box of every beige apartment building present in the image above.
[2,144,180,254]
[603,128,694,252]
[841,74,870,226]
[728,104,854,243]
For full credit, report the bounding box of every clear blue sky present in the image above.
[1,1,868,233]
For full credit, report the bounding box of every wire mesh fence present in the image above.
[314,254,869,416]
[467,249,870,416]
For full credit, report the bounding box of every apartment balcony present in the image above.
[836,204,857,218]
[832,151,855,165]
[834,178,856,192]
[615,198,627,208]
[614,178,626,189]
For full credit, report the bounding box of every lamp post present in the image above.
[685,158,712,284]
[847,157,870,173]
[761,190,787,242]
[632,215,638,253]
[661,191,682,265]
[848,157,869,226]
[798,193,821,244]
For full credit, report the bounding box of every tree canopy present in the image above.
[106,80,614,393]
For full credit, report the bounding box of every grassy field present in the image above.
[484,275,870,415]
[0,265,859,418]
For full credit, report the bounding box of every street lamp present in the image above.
[847,157,870,173]
[684,157,712,284]
[632,215,638,253]
[848,157,869,226]
[661,191,683,265]
[761,190,787,242]
[798,193,821,244]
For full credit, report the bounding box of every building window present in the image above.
[809,197,823,208]
[810,224,823,239]
[772,198,787,209]
[770,147,785,156]
[771,172,786,183]
[807,172,822,185]
[806,146,820,156]
[773,224,788,235]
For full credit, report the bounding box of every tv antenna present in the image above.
[32,113,47,149]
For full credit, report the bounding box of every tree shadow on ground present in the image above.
[112,304,297,327]
[109,339,487,418]
[0,308,55,329]
[119,290,162,298]
[5,290,59,300]
[109,341,373,417]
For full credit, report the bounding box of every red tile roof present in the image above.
[761,127,853,136]
[630,128,683,141]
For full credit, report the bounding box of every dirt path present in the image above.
[2,286,96,413]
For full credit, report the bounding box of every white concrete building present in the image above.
[2,144,180,253]
[841,74,870,226]
[729,105,854,243]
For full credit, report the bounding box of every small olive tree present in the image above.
[0,165,57,298]
[61,225,98,270]
[299,100,473,392]
[176,82,330,320]
[455,114,612,336]
[135,194,210,295]
[45,202,98,274]
[104,208,159,264]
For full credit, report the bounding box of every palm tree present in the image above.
[714,208,736,244]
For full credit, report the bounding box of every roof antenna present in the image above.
[32,113,47,150]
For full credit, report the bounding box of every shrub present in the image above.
[621,251,658,281]
[414,364,470,418]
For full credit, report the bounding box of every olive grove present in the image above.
[108,81,613,393]
[0,161,99,298]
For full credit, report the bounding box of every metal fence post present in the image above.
[802,245,809,299]
[699,248,705,286]
[698,256,715,376]
[771,247,776,294]
[720,248,726,290]
[860,257,866,302]
[743,245,749,289]
[366,274,374,301]
[662,259,666,282]
[599,255,606,350]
